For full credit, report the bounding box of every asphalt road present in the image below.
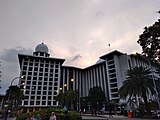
[81,114,156,120]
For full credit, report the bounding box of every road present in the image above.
[81,114,155,120]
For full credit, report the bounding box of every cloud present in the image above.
[0,47,32,94]
[70,54,82,61]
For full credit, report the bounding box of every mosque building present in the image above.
[18,43,159,112]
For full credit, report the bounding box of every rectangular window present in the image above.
[30,101,34,105]
[48,96,51,100]
[42,101,46,105]
[37,96,41,100]
[48,101,51,105]
[53,101,57,105]
[24,101,28,105]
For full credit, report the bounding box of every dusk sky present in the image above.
[0,0,159,94]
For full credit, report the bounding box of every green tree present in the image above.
[55,92,64,108]
[137,12,160,62]
[6,85,24,109]
[119,66,156,112]
[65,90,78,110]
[88,86,106,109]
[56,90,78,110]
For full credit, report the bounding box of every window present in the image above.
[37,91,41,95]
[48,91,52,95]
[24,101,28,105]
[43,91,46,94]
[23,66,27,70]
[37,96,41,100]
[54,83,58,86]
[53,101,57,105]
[24,62,28,65]
[38,82,42,85]
[26,86,30,89]
[31,96,35,99]
[40,68,43,72]
[48,96,51,100]
[42,101,46,105]
[45,68,48,72]
[28,72,32,75]
[32,81,36,85]
[49,82,52,85]
[49,87,52,90]
[42,96,46,99]
[39,73,43,76]
[44,82,47,85]
[45,73,48,76]
[25,91,29,94]
[35,63,38,66]
[27,81,31,84]
[38,86,41,90]
[31,91,35,94]
[55,69,58,73]
[48,101,51,105]
[43,87,47,90]
[30,101,34,105]
[54,78,58,81]
[29,67,33,71]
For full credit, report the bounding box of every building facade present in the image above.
[18,43,159,111]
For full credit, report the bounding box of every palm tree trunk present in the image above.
[142,91,150,113]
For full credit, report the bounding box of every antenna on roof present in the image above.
[108,44,110,52]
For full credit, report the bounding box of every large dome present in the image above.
[35,43,49,53]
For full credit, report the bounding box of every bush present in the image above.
[16,108,82,120]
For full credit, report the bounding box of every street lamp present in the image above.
[8,76,24,102]
[70,79,74,90]
[5,75,24,120]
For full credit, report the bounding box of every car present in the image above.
[152,110,160,119]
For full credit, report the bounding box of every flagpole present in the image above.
[108,44,110,52]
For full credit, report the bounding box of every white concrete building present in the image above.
[18,43,159,111]
[18,43,65,112]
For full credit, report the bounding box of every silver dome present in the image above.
[35,43,48,53]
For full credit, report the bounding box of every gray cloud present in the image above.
[0,47,32,62]
[0,47,32,94]
[0,0,159,94]
[70,54,82,61]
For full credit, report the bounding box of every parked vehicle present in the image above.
[152,110,160,119]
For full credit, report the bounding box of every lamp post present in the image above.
[70,79,74,90]
[5,76,24,120]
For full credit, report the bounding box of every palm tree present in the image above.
[119,66,155,112]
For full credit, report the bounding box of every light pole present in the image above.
[70,79,74,90]
[5,76,24,120]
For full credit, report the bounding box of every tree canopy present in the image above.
[88,86,106,108]
[55,90,78,110]
[5,85,24,109]
[137,16,160,62]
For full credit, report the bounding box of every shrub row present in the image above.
[16,108,82,120]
